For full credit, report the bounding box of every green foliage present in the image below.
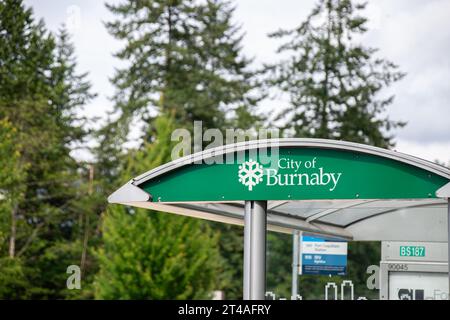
[0,0,96,299]
[26,241,85,298]
[210,222,244,299]
[105,0,262,137]
[95,116,222,299]
[51,27,97,145]
[0,0,54,101]
[0,120,28,300]
[0,0,406,300]
[346,241,380,299]
[0,257,30,299]
[102,0,262,300]
[267,0,405,147]
[0,118,25,203]
[95,206,220,299]
[266,232,292,297]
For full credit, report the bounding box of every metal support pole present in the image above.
[291,231,299,300]
[243,201,252,300]
[447,198,450,300]
[243,201,267,300]
[250,201,267,300]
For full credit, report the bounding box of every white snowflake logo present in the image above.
[238,159,264,191]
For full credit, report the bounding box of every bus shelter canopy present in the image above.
[109,139,450,242]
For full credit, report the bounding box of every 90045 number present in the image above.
[388,263,408,271]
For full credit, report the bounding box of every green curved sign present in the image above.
[141,148,449,202]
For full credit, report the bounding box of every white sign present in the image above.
[301,235,348,276]
[302,241,348,255]
[389,272,448,300]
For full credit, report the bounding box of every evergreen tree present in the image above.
[265,0,405,299]
[0,0,96,298]
[0,0,54,101]
[51,27,97,145]
[95,116,221,299]
[267,0,405,147]
[93,119,127,197]
[105,0,261,137]
[209,222,244,299]
[0,119,29,298]
[103,0,262,299]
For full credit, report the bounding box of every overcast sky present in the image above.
[25,0,450,164]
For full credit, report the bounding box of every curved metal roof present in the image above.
[109,138,450,241]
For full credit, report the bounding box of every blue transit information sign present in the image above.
[301,235,348,276]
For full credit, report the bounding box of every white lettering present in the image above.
[278,158,287,170]
[329,172,342,191]
[320,168,331,185]
[310,173,319,185]
[266,169,278,186]
[255,158,342,191]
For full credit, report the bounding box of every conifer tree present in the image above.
[102,0,262,299]
[51,27,97,145]
[267,0,405,147]
[95,117,221,299]
[105,0,261,136]
[0,119,28,299]
[0,0,96,298]
[265,0,405,299]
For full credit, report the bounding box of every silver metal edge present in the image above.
[436,182,450,198]
[108,181,151,203]
[128,201,353,239]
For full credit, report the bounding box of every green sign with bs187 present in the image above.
[400,246,426,257]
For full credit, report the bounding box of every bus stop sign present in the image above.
[301,235,348,276]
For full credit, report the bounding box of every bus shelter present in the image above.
[108,139,450,300]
